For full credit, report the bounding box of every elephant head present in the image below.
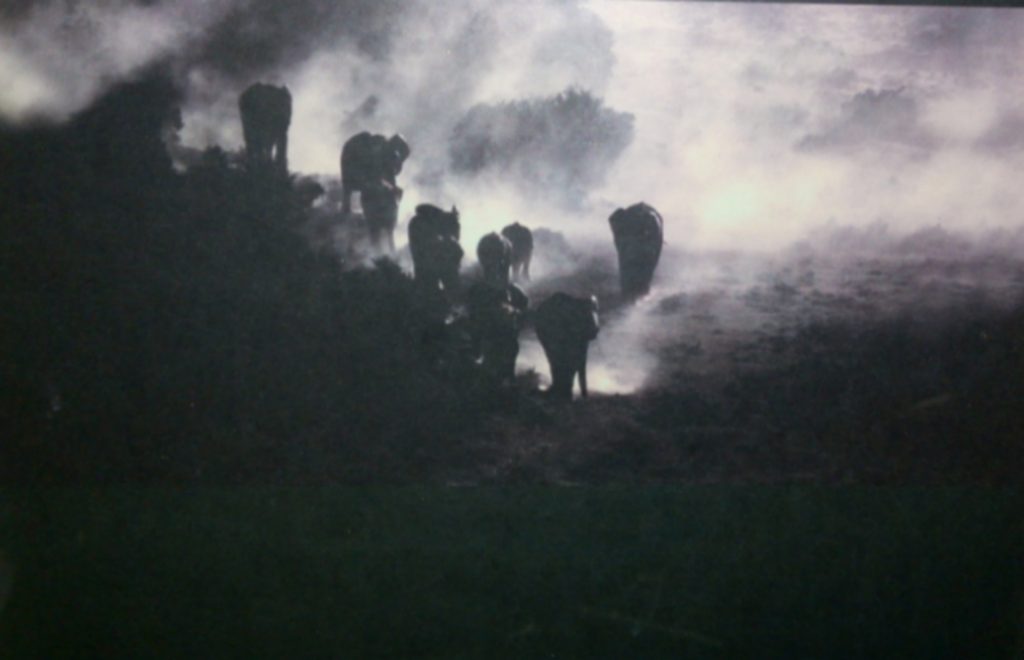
[609,202,663,298]
[238,83,292,173]
[534,292,600,401]
[476,232,513,287]
[408,204,462,293]
[500,222,534,282]
[385,133,411,175]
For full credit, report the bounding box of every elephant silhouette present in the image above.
[408,204,462,295]
[340,132,410,215]
[238,83,292,173]
[467,281,529,384]
[535,292,600,401]
[609,202,663,298]
[476,232,513,287]
[500,222,533,282]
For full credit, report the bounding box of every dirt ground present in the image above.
[442,241,1024,486]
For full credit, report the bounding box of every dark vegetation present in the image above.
[449,87,634,207]
[0,72,513,484]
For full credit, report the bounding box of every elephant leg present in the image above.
[549,360,574,401]
[246,134,261,164]
[386,229,395,254]
[502,334,520,383]
[577,348,589,399]
[341,182,353,215]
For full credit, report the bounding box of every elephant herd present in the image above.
[238,82,665,400]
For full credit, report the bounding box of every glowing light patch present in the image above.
[701,183,761,230]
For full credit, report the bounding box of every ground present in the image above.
[432,240,1024,486]
[2,487,1021,658]
[7,201,1024,656]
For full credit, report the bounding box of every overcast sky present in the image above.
[2,1,1023,249]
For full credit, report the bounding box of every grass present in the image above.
[1,487,1021,658]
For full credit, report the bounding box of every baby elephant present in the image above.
[500,222,533,282]
[534,293,600,401]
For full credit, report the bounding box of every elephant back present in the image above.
[609,203,663,246]
[410,204,460,242]
[342,131,377,157]
[501,223,533,259]
[535,293,600,344]
[239,83,291,127]
[477,232,511,264]
[341,132,387,183]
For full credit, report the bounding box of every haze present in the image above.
[3,1,1023,251]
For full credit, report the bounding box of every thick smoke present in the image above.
[167,0,624,251]
[588,3,1024,252]
[0,0,632,255]
[798,87,935,154]
[0,0,234,123]
[448,88,634,209]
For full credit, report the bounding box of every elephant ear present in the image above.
[609,208,626,232]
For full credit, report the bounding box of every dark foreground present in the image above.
[2,487,1021,658]
[3,74,1024,658]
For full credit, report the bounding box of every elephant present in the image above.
[360,182,400,254]
[501,222,533,282]
[418,235,464,300]
[340,131,410,215]
[408,204,462,295]
[608,202,663,298]
[466,281,529,384]
[534,292,600,401]
[238,83,291,173]
[476,232,512,287]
